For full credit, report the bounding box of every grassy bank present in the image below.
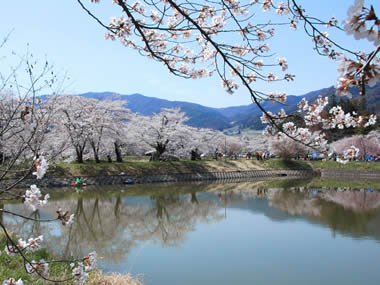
[47,158,268,177]
[44,158,380,178]
[0,233,70,284]
[0,234,143,285]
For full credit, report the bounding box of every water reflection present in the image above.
[5,185,226,264]
[3,181,380,282]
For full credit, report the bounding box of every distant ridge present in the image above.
[79,82,380,131]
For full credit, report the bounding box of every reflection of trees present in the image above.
[4,183,380,265]
[4,190,223,265]
[131,193,222,247]
[320,190,380,212]
[267,188,380,240]
[209,186,380,240]
[269,189,322,217]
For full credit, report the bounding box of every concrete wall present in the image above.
[320,169,380,179]
[1,169,315,189]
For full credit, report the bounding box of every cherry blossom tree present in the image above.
[332,133,380,158]
[239,132,269,154]
[51,95,131,163]
[131,108,195,160]
[85,97,131,163]
[269,135,308,158]
[78,0,379,155]
[183,127,225,159]
[52,96,93,163]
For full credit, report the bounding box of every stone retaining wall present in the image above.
[320,169,380,179]
[1,169,315,189]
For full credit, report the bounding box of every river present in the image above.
[3,179,380,284]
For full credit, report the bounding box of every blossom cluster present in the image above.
[336,54,380,97]
[2,278,23,285]
[336,0,379,97]
[267,91,287,103]
[32,156,48,179]
[18,235,43,252]
[262,94,376,153]
[297,96,377,130]
[4,245,19,257]
[344,0,379,46]
[24,185,49,212]
[57,208,75,226]
[71,252,97,284]
[71,263,88,284]
[343,145,360,160]
[26,259,49,276]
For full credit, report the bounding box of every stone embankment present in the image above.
[320,169,380,179]
[2,169,315,188]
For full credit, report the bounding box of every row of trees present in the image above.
[1,93,274,164]
[2,91,378,165]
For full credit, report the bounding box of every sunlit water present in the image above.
[4,180,380,285]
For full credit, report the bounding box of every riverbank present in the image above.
[47,159,273,177]
[3,158,380,189]
[46,158,380,178]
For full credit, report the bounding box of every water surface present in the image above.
[4,180,380,285]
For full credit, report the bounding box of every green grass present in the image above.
[262,159,313,170]
[264,178,314,189]
[0,234,72,284]
[47,158,265,177]
[46,158,380,178]
[7,156,380,180]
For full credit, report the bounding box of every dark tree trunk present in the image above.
[90,142,100,163]
[114,142,123,162]
[107,155,112,163]
[76,147,84,163]
[191,192,198,204]
[191,149,201,160]
[153,140,168,161]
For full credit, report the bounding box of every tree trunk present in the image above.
[191,149,200,160]
[114,142,123,162]
[191,192,198,204]
[90,142,100,163]
[76,147,84,163]
[154,140,168,161]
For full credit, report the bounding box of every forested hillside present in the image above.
[80,83,380,131]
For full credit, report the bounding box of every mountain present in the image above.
[81,92,231,130]
[78,82,380,131]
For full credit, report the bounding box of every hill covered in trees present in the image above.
[80,82,380,131]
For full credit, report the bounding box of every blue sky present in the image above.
[1,0,378,107]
